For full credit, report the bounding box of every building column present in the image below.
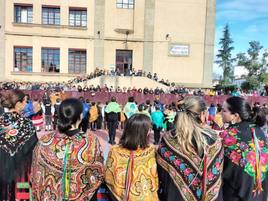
[143,0,155,73]
[202,0,216,87]
[61,4,69,26]
[33,37,41,72]
[60,45,69,74]
[94,0,105,70]
[34,1,41,24]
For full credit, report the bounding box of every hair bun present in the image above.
[252,107,266,127]
[63,106,74,118]
[57,98,83,134]
[64,109,71,117]
[57,118,72,133]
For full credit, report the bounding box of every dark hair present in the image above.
[119,114,151,150]
[111,97,116,102]
[128,96,135,102]
[1,90,25,109]
[252,107,266,127]
[226,97,266,127]
[79,96,84,102]
[57,98,83,133]
[138,104,144,112]
[217,104,222,113]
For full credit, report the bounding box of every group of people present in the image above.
[0,89,268,201]
[1,79,268,98]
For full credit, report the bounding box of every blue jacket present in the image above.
[23,101,34,118]
[83,103,90,119]
[208,106,217,116]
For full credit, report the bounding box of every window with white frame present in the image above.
[69,9,87,27]
[116,0,134,9]
[42,7,60,25]
[14,5,33,23]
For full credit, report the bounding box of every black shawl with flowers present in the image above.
[220,121,268,201]
[0,112,38,200]
[157,133,224,201]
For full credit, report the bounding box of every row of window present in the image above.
[14,5,87,27]
[14,0,134,26]
[14,47,86,74]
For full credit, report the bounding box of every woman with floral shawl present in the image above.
[105,114,158,201]
[31,98,104,200]
[0,90,38,201]
[220,97,268,201]
[157,96,224,201]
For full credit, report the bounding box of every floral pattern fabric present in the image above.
[220,126,268,181]
[31,131,104,201]
[0,112,38,201]
[0,112,37,156]
[157,135,224,201]
[105,145,159,201]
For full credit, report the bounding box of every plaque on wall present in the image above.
[168,43,190,57]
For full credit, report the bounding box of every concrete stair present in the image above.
[76,75,170,90]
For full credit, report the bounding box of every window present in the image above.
[68,49,86,73]
[41,48,60,73]
[14,47,32,72]
[116,0,134,9]
[14,5,33,23]
[42,7,60,25]
[69,9,87,27]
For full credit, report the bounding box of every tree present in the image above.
[216,24,235,85]
[237,41,268,90]
[260,72,268,85]
[241,79,259,92]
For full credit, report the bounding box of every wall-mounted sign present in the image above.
[168,43,190,57]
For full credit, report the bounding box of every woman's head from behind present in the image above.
[120,114,151,150]
[175,96,215,155]
[178,96,207,124]
[1,90,27,114]
[57,98,83,133]
[222,96,266,127]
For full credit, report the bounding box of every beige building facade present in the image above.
[0,0,216,87]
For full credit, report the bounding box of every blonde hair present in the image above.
[175,96,217,156]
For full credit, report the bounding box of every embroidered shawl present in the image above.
[0,112,38,200]
[157,134,224,201]
[31,131,104,201]
[0,112,37,157]
[220,124,268,194]
[105,145,159,201]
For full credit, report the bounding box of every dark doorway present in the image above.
[116,50,132,75]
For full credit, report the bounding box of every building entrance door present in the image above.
[116,50,132,75]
